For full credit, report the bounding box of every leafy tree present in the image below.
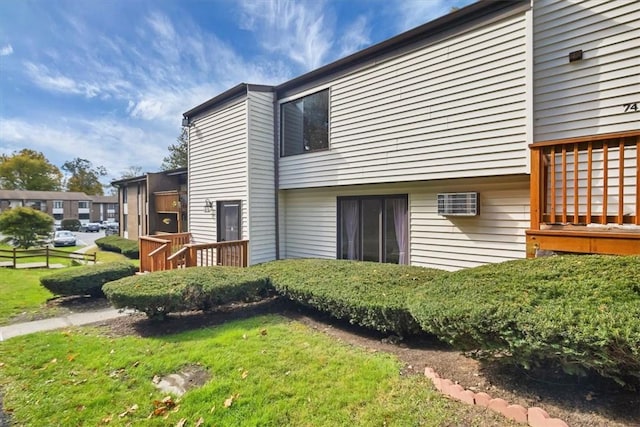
[161,128,188,170]
[0,207,53,248]
[62,158,107,195]
[0,149,62,191]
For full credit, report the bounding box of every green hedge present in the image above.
[40,262,137,297]
[61,218,81,231]
[103,267,271,319]
[255,259,444,336]
[407,255,640,386]
[95,235,139,259]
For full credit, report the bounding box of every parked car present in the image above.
[85,222,101,232]
[52,230,76,247]
[104,223,119,236]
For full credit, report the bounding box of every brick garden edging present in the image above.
[424,367,569,427]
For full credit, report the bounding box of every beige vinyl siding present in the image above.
[281,177,529,271]
[279,11,529,189]
[533,0,640,141]
[188,99,248,246]
[247,91,276,264]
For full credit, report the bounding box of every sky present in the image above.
[0,0,474,187]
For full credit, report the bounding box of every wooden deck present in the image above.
[527,130,640,257]
[139,232,248,273]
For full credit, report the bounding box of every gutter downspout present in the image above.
[273,91,280,260]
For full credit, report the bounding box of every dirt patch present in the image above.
[153,365,211,396]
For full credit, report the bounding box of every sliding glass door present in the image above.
[338,195,408,264]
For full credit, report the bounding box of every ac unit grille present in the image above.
[437,192,479,216]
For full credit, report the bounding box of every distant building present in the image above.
[111,168,188,240]
[0,190,118,226]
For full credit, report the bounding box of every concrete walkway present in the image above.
[0,308,135,341]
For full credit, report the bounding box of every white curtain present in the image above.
[343,200,359,260]
[392,199,408,264]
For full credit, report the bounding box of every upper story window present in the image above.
[53,201,63,209]
[281,89,329,156]
[78,201,89,209]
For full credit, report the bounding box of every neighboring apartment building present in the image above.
[183,0,639,270]
[0,190,117,226]
[90,195,119,223]
[111,168,188,240]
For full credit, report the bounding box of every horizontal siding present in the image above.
[533,0,640,141]
[281,177,529,271]
[280,11,529,189]
[189,99,248,245]
[248,91,276,264]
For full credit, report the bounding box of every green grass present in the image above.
[85,246,140,268]
[0,315,508,426]
[0,243,86,268]
[0,268,56,325]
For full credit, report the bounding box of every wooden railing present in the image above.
[527,130,640,257]
[139,232,248,272]
[0,247,97,268]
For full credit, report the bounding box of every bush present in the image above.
[407,255,640,386]
[40,261,137,297]
[255,259,444,336]
[61,218,81,231]
[0,207,53,248]
[95,235,139,259]
[103,266,271,319]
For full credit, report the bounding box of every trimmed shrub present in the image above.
[255,259,444,336]
[407,255,640,386]
[95,235,139,259]
[61,218,81,231]
[40,261,137,297]
[103,266,271,319]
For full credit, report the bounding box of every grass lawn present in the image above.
[0,315,508,426]
[85,246,140,268]
[0,268,56,325]
[0,249,138,325]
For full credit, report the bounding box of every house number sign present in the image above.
[623,103,638,112]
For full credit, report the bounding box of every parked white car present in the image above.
[52,230,76,247]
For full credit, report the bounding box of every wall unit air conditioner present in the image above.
[437,192,480,216]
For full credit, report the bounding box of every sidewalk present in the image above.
[0,308,135,341]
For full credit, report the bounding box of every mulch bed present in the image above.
[3,297,640,426]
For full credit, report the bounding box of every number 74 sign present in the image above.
[623,103,638,112]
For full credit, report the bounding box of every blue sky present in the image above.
[0,0,474,185]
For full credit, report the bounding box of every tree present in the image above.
[0,207,53,248]
[161,128,188,170]
[62,158,107,195]
[119,166,143,179]
[0,149,63,191]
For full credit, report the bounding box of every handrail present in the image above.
[147,244,168,258]
[167,246,188,261]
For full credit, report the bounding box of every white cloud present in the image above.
[0,44,13,56]
[393,0,470,32]
[0,117,168,181]
[338,15,371,58]
[238,0,334,70]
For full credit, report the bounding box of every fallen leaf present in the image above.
[224,393,239,408]
[195,417,205,427]
[0,363,5,368]
[175,418,187,427]
[118,404,138,418]
[210,405,216,413]
[242,333,247,340]
[101,415,113,424]
[241,370,249,379]
[152,375,161,384]
[132,361,140,367]
[110,349,115,354]
[50,358,57,364]
[260,329,268,336]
